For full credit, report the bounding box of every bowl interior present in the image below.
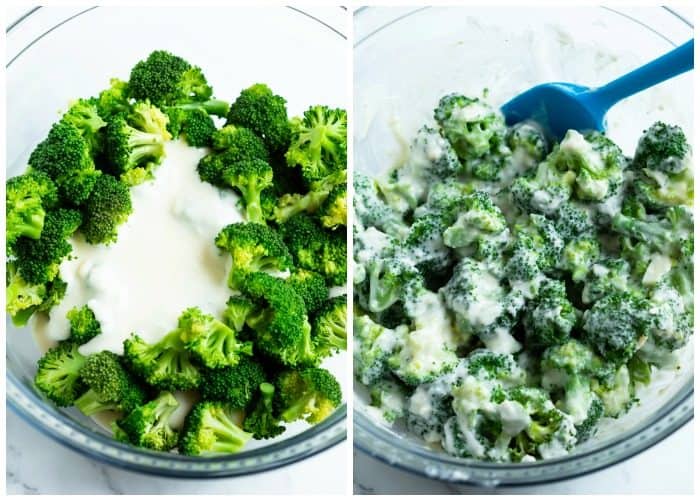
[353,5,693,483]
[6,5,347,474]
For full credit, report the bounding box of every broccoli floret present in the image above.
[523,280,577,349]
[79,174,132,244]
[279,214,346,286]
[123,328,201,391]
[200,356,266,408]
[353,314,405,385]
[241,272,315,367]
[243,382,286,439]
[166,107,216,147]
[6,171,58,250]
[611,206,693,258]
[74,351,146,416]
[669,236,693,310]
[28,121,100,205]
[61,99,107,154]
[549,130,627,202]
[221,159,274,224]
[116,391,180,452]
[66,304,101,344]
[560,238,600,283]
[402,213,454,277]
[312,295,347,358]
[127,50,213,107]
[222,295,256,332]
[286,105,347,185]
[95,78,131,120]
[583,292,653,366]
[227,83,291,153]
[274,368,342,424]
[198,125,270,187]
[361,252,422,313]
[178,307,253,369]
[369,378,409,423]
[318,183,347,229]
[274,170,346,224]
[104,115,167,185]
[287,268,329,314]
[214,222,292,290]
[34,341,87,407]
[179,401,252,456]
[129,101,172,140]
[632,122,690,174]
[581,257,631,304]
[13,208,82,285]
[510,161,576,216]
[591,365,636,418]
[380,126,460,209]
[434,94,509,181]
[353,173,408,239]
[506,121,548,166]
[6,261,48,325]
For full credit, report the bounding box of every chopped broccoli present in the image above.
[95,78,131,120]
[166,107,216,147]
[61,99,107,154]
[116,391,180,452]
[34,341,87,407]
[369,378,409,423]
[633,121,690,174]
[221,159,274,224]
[79,174,132,244]
[274,368,342,424]
[243,382,286,439]
[227,83,291,153]
[74,351,146,416]
[353,173,408,239]
[312,295,347,358]
[214,222,292,290]
[523,280,577,349]
[6,171,58,250]
[273,170,346,224]
[198,125,270,187]
[179,401,252,456]
[286,105,347,185]
[286,269,329,314]
[66,304,101,344]
[222,295,257,332]
[318,183,347,229]
[200,356,266,408]
[353,314,404,385]
[178,307,253,369]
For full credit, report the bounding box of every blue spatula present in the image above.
[501,39,694,140]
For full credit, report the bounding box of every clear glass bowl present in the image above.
[353,6,693,486]
[6,6,347,478]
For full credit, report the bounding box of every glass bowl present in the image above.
[6,6,347,478]
[353,6,693,486]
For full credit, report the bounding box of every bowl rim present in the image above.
[6,4,347,478]
[352,4,694,487]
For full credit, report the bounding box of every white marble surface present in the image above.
[6,408,347,495]
[353,420,693,494]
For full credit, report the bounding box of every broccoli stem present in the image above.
[176,99,229,118]
[203,412,250,453]
[74,389,115,416]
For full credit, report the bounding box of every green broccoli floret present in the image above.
[287,268,329,314]
[178,307,253,369]
[243,382,286,439]
[116,391,180,452]
[34,341,87,407]
[103,115,167,186]
[66,304,101,344]
[95,78,131,120]
[353,314,405,385]
[200,356,266,408]
[240,272,315,367]
[361,252,421,314]
[6,261,48,325]
[633,122,690,174]
[590,365,636,418]
[560,238,600,283]
[79,174,132,244]
[128,101,172,140]
[28,121,100,205]
[273,170,346,224]
[504,214,563,290]
[179,401,252,456]
[353,173,408,239]
[61,99,107,154]
[669,236,693,310]
[506,121,548,166]
[166,107,216,147]
[74,351,146,416]
[274,368,342,424]
[222,295,256,332]
[583,292,653,366]
[318,183,347,229]
[227,83,290,153]
[510,160,576,216]
[197,125,270,187]
[369,378,409,423]
[611,206,693,258]
[285,105,347,185]
[214,222,292,290]
[13,208,82,285]
[127,50,213,107]
[523,280,577,349]
[6,171,58,250]
[221,159,274,224]
[279,214,346,286]
[312,295,347,358]
[123,328,201,391]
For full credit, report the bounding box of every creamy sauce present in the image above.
[35,140,242,355]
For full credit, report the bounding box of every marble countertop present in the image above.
[353,421,693,494]
[6,409,347,495]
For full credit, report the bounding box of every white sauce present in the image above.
[36,140,242,355]
[642,253,672,286]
